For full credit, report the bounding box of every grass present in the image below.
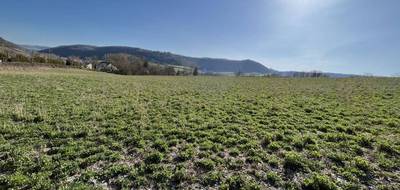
[0,68,399,189]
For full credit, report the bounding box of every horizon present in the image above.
[1,0,399,76]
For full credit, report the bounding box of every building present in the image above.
[85,63,93,70]
[95,61,118,72]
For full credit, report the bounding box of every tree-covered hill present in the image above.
[41,45,275,74]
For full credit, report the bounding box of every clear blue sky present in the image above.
[1,0,399,76]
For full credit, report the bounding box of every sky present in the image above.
[0,0,399,76]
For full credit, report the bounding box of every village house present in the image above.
[85,63,93,70]
[95,61,118,72]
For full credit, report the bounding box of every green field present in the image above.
[0,69,399,189]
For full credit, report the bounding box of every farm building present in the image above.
[85,63,93,70]
[95,61,118,72]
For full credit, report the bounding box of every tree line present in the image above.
[105,53,197,76]
[0,51,199,76]
[0,51,64,65]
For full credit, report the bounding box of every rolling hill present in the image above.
[0,37,29,56]
[41,45,275,74]
[19,44,51,51]
[1,36,355,77]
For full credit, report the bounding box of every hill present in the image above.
[0,37,65,65]
[2,37,356,77]
[19,44,51,51]
[0,37,29,56]
[41,45,274,74]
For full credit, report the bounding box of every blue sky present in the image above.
[1,0,399,76]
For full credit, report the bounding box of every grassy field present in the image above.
[0,68,399,189]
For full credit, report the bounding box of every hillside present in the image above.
[20,44,51,51]
[0,37,29,56]
[41,45,274,74]
[0,37,65,65]
[2,37,356,77]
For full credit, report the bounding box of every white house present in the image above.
[95,61,118,72]
[85,63,93,70]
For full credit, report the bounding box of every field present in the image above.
[0,68,399,189]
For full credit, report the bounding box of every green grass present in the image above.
[0,68,399,189]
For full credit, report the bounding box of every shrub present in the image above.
[199,140,214,151]
[228,159,244,170]
[144,151,164,164]
[102,164,130,178]
[377,153,396,170]
[176,147,195,162]
[261,134,273,148]
[386,120,399,128]
[7,172,31,188]
[171,168,191,184]
[309,150,322,159]
[195,159,215,171]
[293,137,305,150]
[268,142,281,151]
[302,173,338,190]
[304,135,317,145]
[274,133,284,141]
[64,182,99,189]
[30,172,53,189]
[221,174,260,190]
[268,155,280,168]
[152,139,168,152]
[151,167,173,183]
[378,141,398,155]
[167,139,179,147]
[132,176,148,188]
[284,151,306,171]
[327,152,347,166]
[304,108,313,113]
[229,148,240,157]
[198,151,211,159]
[357,134,374,148]
[354,157,372,172]
[246,155,262,164]
[202,171,222,186]
[266,171,282,186]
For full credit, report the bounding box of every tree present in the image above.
[0,52,6,61]
[164,66,176,75]
[193,67,199,76]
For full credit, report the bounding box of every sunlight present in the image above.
[282,0,326,16]
[278,0,339,24]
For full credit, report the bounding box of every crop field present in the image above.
[0,68,399,189]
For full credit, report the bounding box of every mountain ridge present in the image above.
[1,37,356,77]
[40,45,275,73]
[19,44,51,51]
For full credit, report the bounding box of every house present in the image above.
[85,63,93,70]
[95,61,118,72]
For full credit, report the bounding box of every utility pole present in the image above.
[0,42,2,62]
